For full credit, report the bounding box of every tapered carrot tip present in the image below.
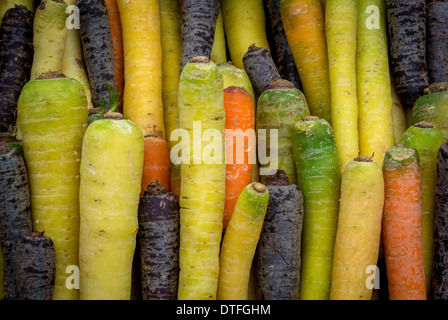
[252,182,267,194]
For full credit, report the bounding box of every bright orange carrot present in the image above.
[223,86,256,230]
[104,0,124,112]
[382,144,426,300]
[141,135,171,195]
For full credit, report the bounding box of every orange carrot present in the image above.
[104,0,124,112]
[382,144,426,300]
[223,86,256,230]
[141,135,171,195]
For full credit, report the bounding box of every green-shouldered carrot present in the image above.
[0,0,34,22]
[211,9,227,65]
[325,0,359,174]
[400,121,445,296]
[177,57,225,300]
[382,144,426,300]
[79,112,144,300]
[0,5,33,133]
[218,62,255,103]
[17,73,87,300]
[357,0,395,169]
[330,156,384,300]
[292,116,340,300]
[217,182,269,300]
[280,0,331,123]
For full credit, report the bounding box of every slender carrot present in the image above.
[217,182,269,300]
[280,0,331,123]
[400,121,445,296]
[141,135,171,195]
[382,144,426,300]
[211,9,227,65]
[223,86,256,230]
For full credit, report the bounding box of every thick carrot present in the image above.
[141,135,171,194]
[79,113,144,300]
[400,121,445,296]
[254,170,303,300]
[357,0,395,169]
[0,137,32,300]
[104,0,124,110]
[223,86,256,230]
[382,144,426,300]
[218,62,255,103]
[433,140,448,300]
[280,0,331,123]
[117,0,165,139]
[15,231,56,300]
[138,182,179,300]
[179,0,221,70]
[325,0,359,174]
[211,9,227,65]
[330,156,384,300]
[292,116,340,300]
[0,5,33,133]
[222,0,271,69]
[177,57,225,300]
[217,182,269,300]
[17,73,87,300]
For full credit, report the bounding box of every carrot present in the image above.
[391,79,407,142]
[17,73,88,300]
[330,156,384,300]
[280,0,331,123]
[177,57,225,300]
[14,231,56,300]
[222,0,271,69]
[141,135,171,195]
[104,0,124,111]
[0,137,32,300]
[217,182,269,300]
[292,116,340,300]
[79,112,144,300]
[382,144,426,300]
[179,0,221,70]
[254,170,303,300]
[242,44,281,96]
[357,0,395,169]
[170,164,181,200]
[386,0,429,110]
[218,62,255,103]
[325,0,359,174]
[117,0,165,139]
[211,9,227,65]
[0,246,3,300]
[0,0,34,22]
[400,121,445,296]
[433,140,448,300]
[0,5,33,133]
[138,182,179,300]
[223,86,256,230]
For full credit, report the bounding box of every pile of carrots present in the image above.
[0,0,448,301]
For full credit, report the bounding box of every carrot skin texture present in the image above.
[79,118,144,300]
[218,62,255,103]
[391,79,407,143]
[141,136,171,194]
[179,0,221,70]
[0,140,32,300]
[292,117,340,300]
[433,141,448,300]
[401,123,445,296]
[0,6,33,133]
[217,183,269,300]
[15,232,56,300]
[0,0,34,22]
[330,158,384,300]
[280,0,331,123]
[382,145,426,300]
[255,171,303,300]
[386,0,429,109]
[426,2,448,86]
[211,9,227,65]
[138,184,179,300]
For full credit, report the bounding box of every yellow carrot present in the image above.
[211,9,227,65]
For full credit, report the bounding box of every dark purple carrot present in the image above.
[138,182,180,300]
[263,0,301,90]
[386,0,429,109]
[254,169,303,300]
[0,135,32,300]
[0,5,33,133]
[179,0,221,70]
[243,44,282,96]
[14,231,56,300]
[76,0,116,111]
